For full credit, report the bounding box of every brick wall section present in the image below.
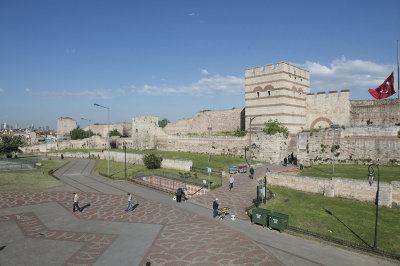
[267,172,398,207]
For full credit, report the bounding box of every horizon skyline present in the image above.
[1,0,399,129]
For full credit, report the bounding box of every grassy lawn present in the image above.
[58,148,248,173]
[299,165,400,183]
[0,159,66,191]
[257,185,400,254]
[94,159,224,188]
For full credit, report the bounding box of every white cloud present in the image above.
[188,12,200,17]
[137,75,245,96]
[300,57,395,95]
[201,69,209,75]
[25,88,31,92]
[44,89,114,99]
[0,88,4,93]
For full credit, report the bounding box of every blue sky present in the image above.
[1,0,399,129]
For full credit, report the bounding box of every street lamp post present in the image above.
[207,127,212,163]
[123,142,127,178]
[330,124,339,177]
[368,164,380,250]
[94,104,110,176]
[81,118,92,159]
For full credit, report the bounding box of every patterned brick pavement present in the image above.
[188,165,290,220]
[188,172,259,220]
[0,212,118,266]
[0,191,282,265]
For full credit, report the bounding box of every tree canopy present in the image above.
[109,129,122,137]
[0,135,24,157]
[263,119,289,137]
[70,128,96,140]
[158,118,170,128]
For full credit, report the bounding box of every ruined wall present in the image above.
[350,98,400,127]
[57,117,77,141]
[132,116,165,150]
[84,122,132,137]
[156,134,249,158]
[306,90,351,129]
[296,127,400,166]
[164,108,244,135]
[48,151,192,171]
[267,173,397,207]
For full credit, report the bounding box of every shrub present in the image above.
[234,128,247,137]
[263,119,289,137]
[143,153,162,169]
[109,129,122,137]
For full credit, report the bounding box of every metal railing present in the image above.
[0,158,37,171]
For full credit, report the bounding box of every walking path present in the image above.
[0,158,395,266]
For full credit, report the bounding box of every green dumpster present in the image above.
[252,208,271,227]
[268,212,289,232]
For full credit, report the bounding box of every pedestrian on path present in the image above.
[73,192,81,212]
[125,193,134,211]
[213,198,219,218]
[229,175,234,190]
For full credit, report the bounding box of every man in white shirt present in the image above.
[126,193,134,211]
[229,175,234,190]
[73,192,81,212]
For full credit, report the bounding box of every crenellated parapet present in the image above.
[245,62,310,133]
[245,61,310,80]
[306,90,351,129]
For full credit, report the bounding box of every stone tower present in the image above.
[57,117,77,142]
[245,62,310,133]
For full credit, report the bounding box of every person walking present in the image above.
[249,167,254,179]
[125,193,134,211]
[229,175,234,190]
[73,192,81,212]
[213,198,219,218]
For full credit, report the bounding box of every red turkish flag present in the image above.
[368,72,396,99]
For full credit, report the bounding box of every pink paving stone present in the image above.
[183,251,216,261]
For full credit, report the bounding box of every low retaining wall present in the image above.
[267,173,400,207]
[48,151,193,171]
[141,176,210,196]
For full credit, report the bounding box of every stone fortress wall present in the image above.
[84,122,132,138]
[163,108,244,135]
[52,61,399,167]
[350,98,400,127]
[305,90,351,129]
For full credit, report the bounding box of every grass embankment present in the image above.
[299,165,400,183]
[0,159,66,191]
[258,185,400,254]
[91,149,248,188]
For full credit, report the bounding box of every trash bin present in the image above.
[252,208,271,227]
[268,212,289,232]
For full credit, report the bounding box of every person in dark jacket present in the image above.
[213,198,219,218]
[176,188,183,202]
[249,167,254,179]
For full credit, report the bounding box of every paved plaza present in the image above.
[0,159,395,265]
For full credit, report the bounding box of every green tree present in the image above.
[70,128,96,140]
[70,128,86,140]
[109,129,122,137]
[0,135,24,157]
[158,118,170,128]
[143,153,162,169]
[263,119,289,137]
